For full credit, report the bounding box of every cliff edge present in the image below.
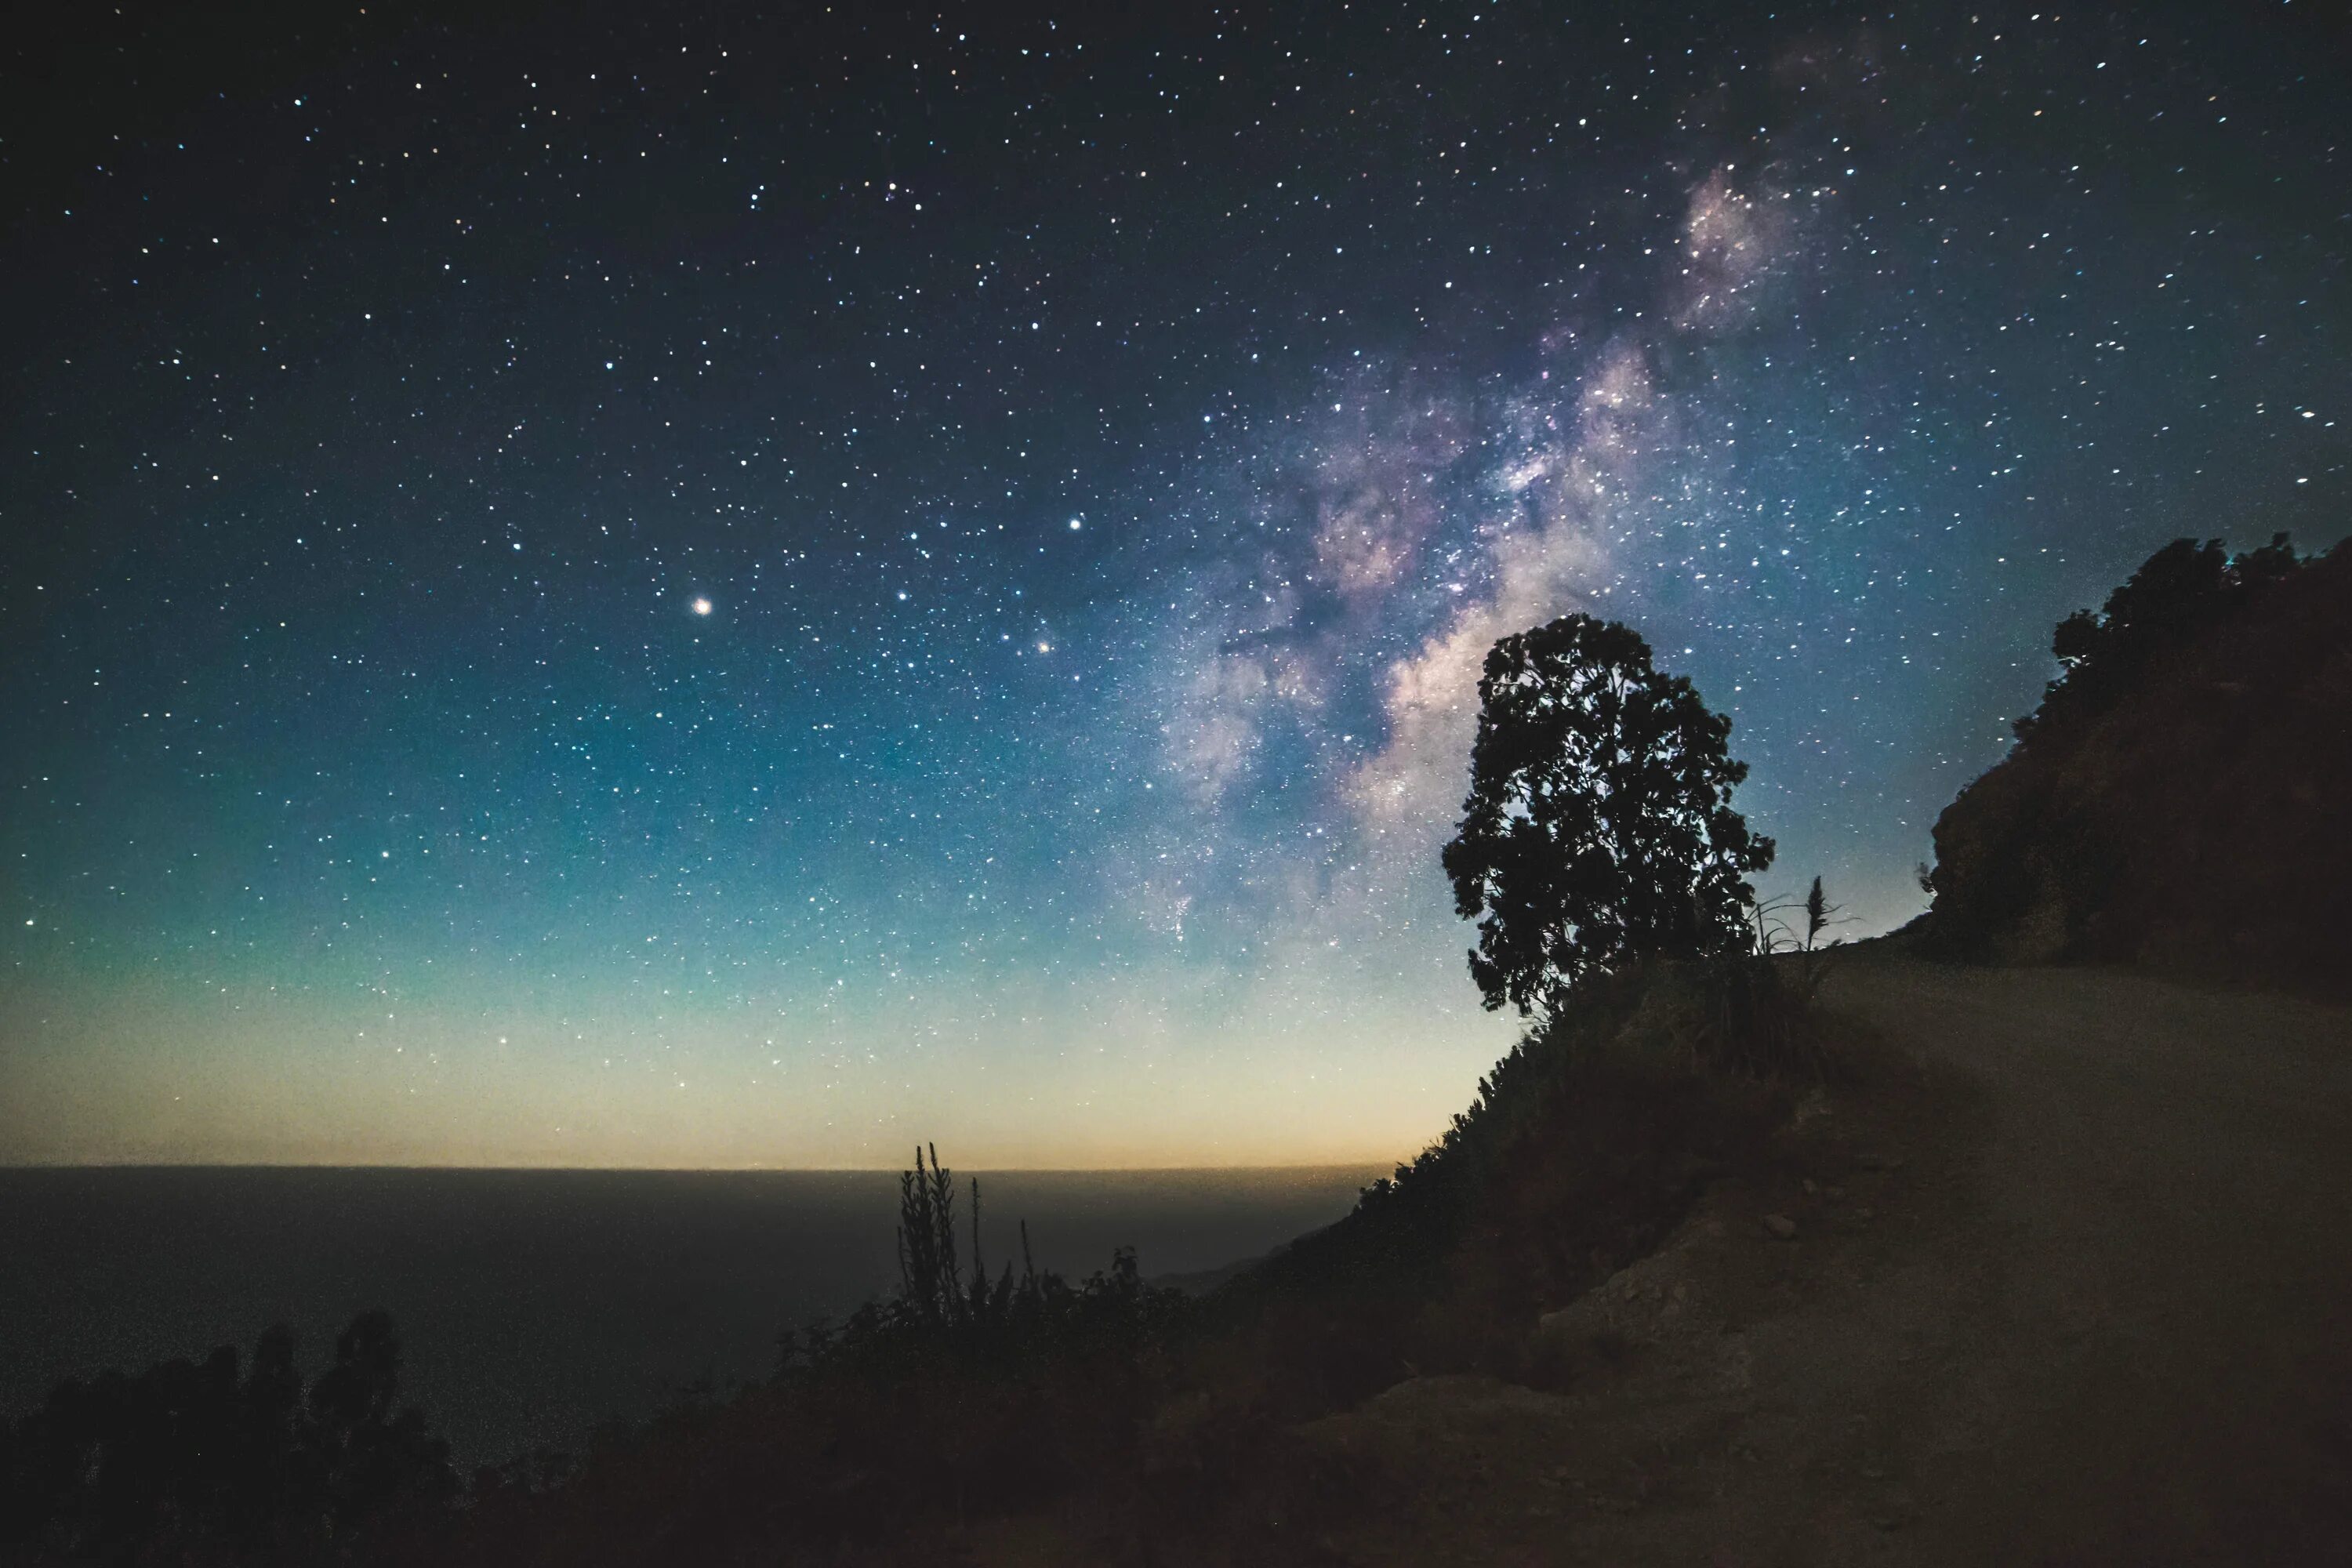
[1918,534,2350,991]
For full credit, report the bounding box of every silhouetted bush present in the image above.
[2014,532,2303,745]
[771,1144,1192,1392]
[0,1311,454,1564]
[428,1149,1194,1565]
[1922,532,2351,989]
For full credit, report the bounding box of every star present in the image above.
[5,0,2343,1175]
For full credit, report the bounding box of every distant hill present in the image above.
[1918,533,2350,992]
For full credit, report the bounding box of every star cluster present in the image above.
[3,1,2345,1166]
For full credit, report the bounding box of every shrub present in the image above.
[0,1312,454,1564]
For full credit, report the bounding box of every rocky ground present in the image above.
[1282,955,2352,1566]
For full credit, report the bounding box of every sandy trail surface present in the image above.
[1307,956,2352,1566]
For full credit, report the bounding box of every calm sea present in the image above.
[0,1165,1378,1468]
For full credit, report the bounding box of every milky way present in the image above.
[4,2,2346,1166]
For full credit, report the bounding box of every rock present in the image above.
[1762,1213,1798,1240]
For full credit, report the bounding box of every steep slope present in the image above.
[1279,955,2352,1566]
[1920,537,2352,989]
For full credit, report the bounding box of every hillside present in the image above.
[1201,955,2352,1566]
[408,953,2352,1566]
[1918,535,2351,989]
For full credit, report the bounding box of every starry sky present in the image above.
[3,1,2346,1168]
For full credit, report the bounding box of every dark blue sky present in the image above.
[4,0,2346,1165]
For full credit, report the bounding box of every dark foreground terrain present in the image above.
[1189,955,2352,1566]
[383,953,2352,1565]
[12,952,2347,1565]
[0,1167,1378,1470]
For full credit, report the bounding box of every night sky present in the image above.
[4,2,2346,1167]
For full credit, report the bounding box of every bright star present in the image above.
[691,597,713,616]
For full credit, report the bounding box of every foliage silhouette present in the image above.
[0,1310,454,1564]
[1443,612,1775,1015]
[2013,532,2303,742]
[1922,532,2350,987]
[445,1148,1196,1565]
[775,1145,1189,1389]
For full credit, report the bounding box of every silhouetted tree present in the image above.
[1443,614,1773,1015]
[1921,532,2339,982]
[0,1311,453,1561]
[2017,532,2303,740]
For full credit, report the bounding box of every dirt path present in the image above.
[1304,956,2352,1566]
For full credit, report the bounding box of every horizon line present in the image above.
[0,1158,1399,1176]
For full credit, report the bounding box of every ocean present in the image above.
[0,1164,1380,1469]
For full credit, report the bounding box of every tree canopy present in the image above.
[2019,532,2301,742]
[1442,614,1773,1014]
[1919,532,2344,988]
